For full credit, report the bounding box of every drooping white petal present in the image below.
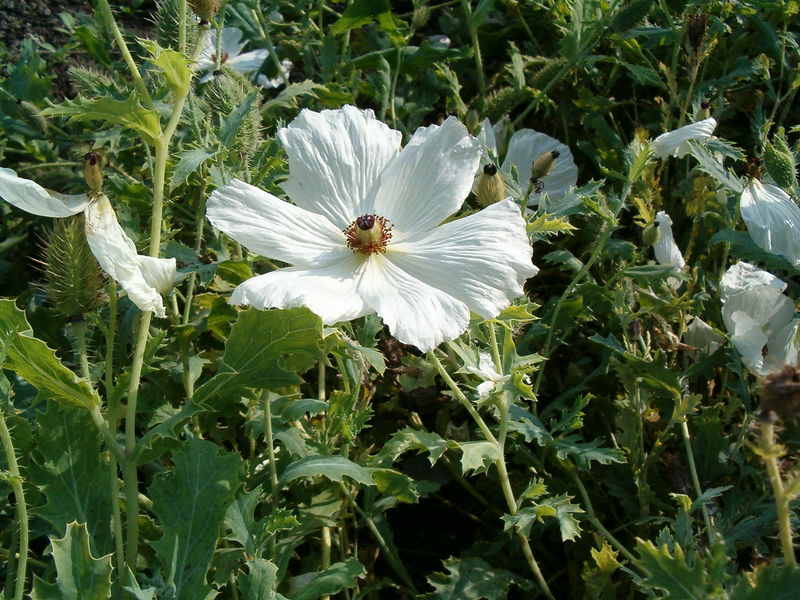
[388,199,536,318]
[226,49,269,74]
[740,179,800,267]
[0,167,89,217]
[229,254,371,324]
[279,106,402,229]
[651,117,717,159]
[370,116,482,233]
[219,27,248,58]
[137,255,177,295]
[653,211,685,268]
[84,195,172,317]
[477,118,498,156]
[502,129,578,203]
[722,285,797,375]
[684,317,725,355]
[720,262,786,302]
[358,254,471,352]
[206,179,349,268]
[763,319,800,375]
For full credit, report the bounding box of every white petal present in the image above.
[206,179,348,267]
[0,167,89,217]
[227,49,269,74]
[763,319,800,375]
[256,59,291,89]
[653,211,685,268]
[465,351,501,381]
[358,254,470,352]
[279,106,402,229]
[137,255,177,294]
[229,254,371,324]
[651,117,717,159]
[476,380,495,398]
[387,199,537,318]
[725,308,769,373]
[477,118,497,155]
[720,262,786,302]
[684,317,724,355]
[740,179,800,267]
[501,129,578,203]
[220,27,247,57]
[371,116,482,233]
[84,195,168,317]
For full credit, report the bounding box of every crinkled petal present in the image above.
[370,116,482,233]
[653,211,685,268]
[684,317,725,355]
[0,167,89,217]
[137,255,177,295]
[229,254,371,324]
[279,106,402,229]
[651,117,717,159]
[720,262,786,302]
[740,179,800,267]
[502,129,578,203]
[726,308,769,373]
[763,319,800,375]
[206,179,348,267]
[84,195,170,317]
[358,254,470,352]
[477,118,498,156]
[387,199,537,318]
[227,49,269,74]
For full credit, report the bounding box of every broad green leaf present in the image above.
[633,539,727,599]
[29,403,113,555]
[372,468,419,503]
[170,147,216,190]
[141,39,192,95]
[293,558,366,600]
[41,94,161,141]
[238,559,283,600]
[331,0,391,35]
[0,300,98,409]
[424,556,529,600]
[149,438,243,600]
[30,522,113,600]
[224,486,265,555]
[378,427,453,466]
[459,441,500,474]
[193,307,322,404]
[730,563,800,599]
[279,455,376,488]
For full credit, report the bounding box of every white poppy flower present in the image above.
[464,352,509,398]
[0,167,176,317]
[256,58,292,90]
[478,118,578,205]
[651,117,717,159]
[206,106,538,352]
[684,317,724,355]
[196,27,270,84]
[720,263,799,376]
[652,211,685,288]
[740,178,800,267]
[720,261,786,301]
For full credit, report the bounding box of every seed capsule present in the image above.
[83,152,104,192]
[476,163,506,206]
[189,0,220,24]
[694,101,711,121]
[531,149,560,181]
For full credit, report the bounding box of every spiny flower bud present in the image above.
[694,101,711,121]
[686,13,708,51]
[189,0,220,23]
[40,216,104,317]
[476,164,506,206]
[83,152,104,192]
[764,128,797,190]
[531,149,559,182]
[642,223,660,246]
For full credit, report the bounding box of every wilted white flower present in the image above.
[196,27,270,83]
[652,211,685,289]
[740,178,800,267]
[0,168,176,317]
[651,117,717,159]
[684,317,725,355]
[207,106,538,351]
[720,262,799,376]
[464,352,509,398]
[478,118,578,205]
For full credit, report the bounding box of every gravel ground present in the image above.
[0,0,93,53]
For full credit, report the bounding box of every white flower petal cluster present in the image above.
[684,317,725,355]
[465,352,509,398]
[478,118,578,204]
[652,211,685,289]
[207,106,538,352]
[651,117,717,159]
[740,178,800,267]
[0,168,176,317]
[196,27,272,84]
[720,262,799,376]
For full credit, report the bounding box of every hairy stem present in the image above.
[0,411,28,600]
[759,420,796,565]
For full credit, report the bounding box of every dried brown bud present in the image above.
[686,13,708,51]
[189,0,220,23]
[83,152,103,191]
[745,156,765,179]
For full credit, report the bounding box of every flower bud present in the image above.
[189,0,220,23]
[694,101,711,121]
[764,128,797,190]
[475,164,506,206]
[83,152,103,192]
[531,149,559,181]
[686,13,708,51]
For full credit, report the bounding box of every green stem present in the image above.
[461,0,486,98]
[759,420,796,566]
[680,418,714,543]
[178,0,187,54]
[0,411,28,600]
[252,7,290,87]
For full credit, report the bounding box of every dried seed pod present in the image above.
[686,13,708,51]
[475,164,506,206]
[83,152,104,192]
[189,0,220,23]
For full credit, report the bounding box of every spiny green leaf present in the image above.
[526,213,577,237]
[41,94,161,141]
[238,559,285,600]
[261,80,327,116]
[293,559,366,600]
[30,522,113,600]
[378,427,454,466]
[170,147,216,190]
[730,563,800,600]
[424,556,529,600]
[0,300,98,409]
[633,539,727,599]
[279,455,376,488]
[459,441,500,474]
[141,39,193,96]
[149,438,243,600]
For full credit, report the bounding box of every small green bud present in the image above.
[83,152,104,192]
[476,164,506,206]
[412,4,431,28]
[40,216,104,318]
[531,149,559,181]
[764,128,797,190]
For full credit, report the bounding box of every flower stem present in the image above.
[758,420,796,565]
[0,410,28,600]
[461,0,486,98]
[680,418,714,543]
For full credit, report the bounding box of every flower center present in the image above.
[210,51,229,63]
[343,214,393,255]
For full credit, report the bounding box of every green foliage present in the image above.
[41,94,161,141]
[423,556,528,599]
